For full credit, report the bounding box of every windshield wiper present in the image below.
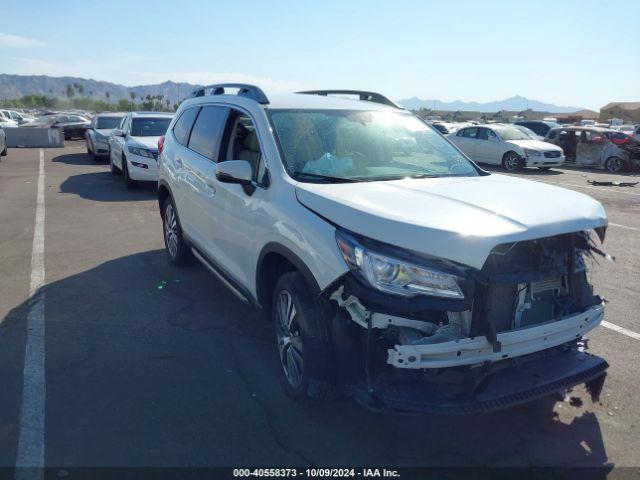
[293,172,361,183]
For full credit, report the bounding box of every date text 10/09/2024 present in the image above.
[233,469,401,478]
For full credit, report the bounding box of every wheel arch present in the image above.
[256,242,321,319]
[158,179,173,213]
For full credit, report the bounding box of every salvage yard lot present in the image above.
[1,142,639,470]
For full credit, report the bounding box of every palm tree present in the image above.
[105,91,111,102]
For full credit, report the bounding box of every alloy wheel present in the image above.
[164,203,179,259]
[275,290,304,388]
[606,157,623,173]
[504,153,520,171]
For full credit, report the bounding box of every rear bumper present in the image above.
[351,348,608,414]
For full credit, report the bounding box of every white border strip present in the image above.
[601,321,640,341]
[15,149,46,477]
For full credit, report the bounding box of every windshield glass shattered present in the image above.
[269,109,479,182]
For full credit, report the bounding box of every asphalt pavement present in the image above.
[1,143,639,474]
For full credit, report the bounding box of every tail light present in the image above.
[158,135,165,155]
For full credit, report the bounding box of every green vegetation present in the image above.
[0,83,181,112]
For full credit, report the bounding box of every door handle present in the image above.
[175,157,183,167]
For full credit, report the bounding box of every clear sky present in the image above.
[0,0,638,109]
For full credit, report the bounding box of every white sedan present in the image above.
[448,124,565,171]
[109,112,173,188]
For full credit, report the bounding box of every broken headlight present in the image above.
[335,230,464,299]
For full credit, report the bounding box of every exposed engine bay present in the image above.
[326,229,610,413]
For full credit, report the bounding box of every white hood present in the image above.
[295,174,607,269]
[127,136,160,150]
[508,139,562,152]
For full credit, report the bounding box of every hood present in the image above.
[295,174,607,269]
[508,139,562,151]
[127,136,160,150]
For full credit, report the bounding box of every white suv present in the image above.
[158,85,610,414]
[109,112,173,188]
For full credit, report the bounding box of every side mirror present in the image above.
[113,129,125,137]
[216,160,253,184]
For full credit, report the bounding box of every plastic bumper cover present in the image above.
[352,349,608,414]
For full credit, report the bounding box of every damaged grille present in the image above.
[470,232,602,340]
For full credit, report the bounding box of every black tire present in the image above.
[88,142,98,162]
[161,196,195,266]
[1,146,7,157]
[122,156,137,189]
[538,167,551,171]
[605,156,625,173]
[272,271,336,401]
[110,155,121,175]
[502,151,523,171]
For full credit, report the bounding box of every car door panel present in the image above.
[181,106,230,267]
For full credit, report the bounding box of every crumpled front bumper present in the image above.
[388,304,603,369]
[351,348,608,415]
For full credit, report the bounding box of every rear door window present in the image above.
[173,107,200,146]
[188,106,229,160]
[476,128,496,140]
[460,127,478,138]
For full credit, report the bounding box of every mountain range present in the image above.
[0,74,200,104]
[398,95,582,113]
[0,74,583,113]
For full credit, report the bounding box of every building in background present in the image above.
[599,102,640,123]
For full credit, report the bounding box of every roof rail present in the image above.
[297,90,402,109]
[189,83,269,104]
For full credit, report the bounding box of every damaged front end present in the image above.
[326,228,610,414]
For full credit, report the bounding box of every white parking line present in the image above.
[541,180,640,197]
[609,222,640,232]
[602,321,640,341]
[15,149,46,479]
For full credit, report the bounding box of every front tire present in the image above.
[122,156,137,189]
[110,154,121,175]
[502,151,523,171]
[273,272,336,401]
[1,146,7,156]
[161,197,194,266]
[605,156,625,173]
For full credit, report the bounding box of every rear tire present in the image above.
[605,156,625,173]
[122,156,137,189]
[273,271,337,401]
[502,151,523,171]
[161,196,194,266]
[1,146,7,156]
